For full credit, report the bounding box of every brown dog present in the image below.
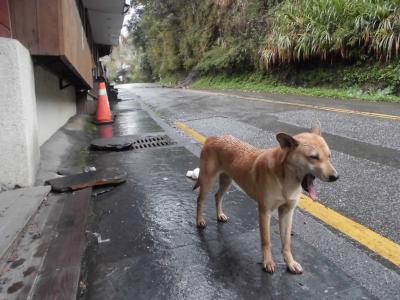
[194,123,338,274]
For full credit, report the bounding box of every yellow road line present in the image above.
[298,195,400,267]
[176,121,400,267]
[192,90,400,121]
[176,122,206,144]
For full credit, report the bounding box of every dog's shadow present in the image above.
[196,220,296,297]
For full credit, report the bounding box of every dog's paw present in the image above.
[217,213,228,223]
[197,219,207,229]
[286,261,303,274]
[262,260,276,273]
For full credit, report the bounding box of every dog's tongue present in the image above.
[308,183,317,200]
[307,175,317,200]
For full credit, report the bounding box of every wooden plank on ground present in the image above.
[31,188,92,300]
[45,168,127,192]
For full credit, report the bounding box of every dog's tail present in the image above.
[193,180,200,190]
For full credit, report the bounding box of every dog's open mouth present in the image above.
[302,174,317,200]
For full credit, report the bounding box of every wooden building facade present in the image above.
[0,0,128,188]
[2,0,127,90]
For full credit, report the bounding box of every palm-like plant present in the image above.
[261,0,400,68]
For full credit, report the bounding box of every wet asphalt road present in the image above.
[85,84,400,299]
[120,85,400,244]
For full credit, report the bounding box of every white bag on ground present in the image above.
[186,168,200,180]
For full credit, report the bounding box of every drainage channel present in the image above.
[132,134,175,150]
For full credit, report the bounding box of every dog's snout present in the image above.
[328,174,339,182]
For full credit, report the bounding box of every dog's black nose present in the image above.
[328,174,339,182]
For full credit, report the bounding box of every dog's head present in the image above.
[276,121,338,200]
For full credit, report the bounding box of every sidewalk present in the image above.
[83,97,372,299]
[0,116,95,299]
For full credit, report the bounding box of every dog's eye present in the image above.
[309,155,319,160]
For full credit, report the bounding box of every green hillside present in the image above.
[108,0,400,102]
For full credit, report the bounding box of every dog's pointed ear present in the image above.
[276,133,298,149]
[311,120,321,136]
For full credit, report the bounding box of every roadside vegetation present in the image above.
[192,73,400,102]
[108,0,400,102]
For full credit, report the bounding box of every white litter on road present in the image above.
[83,166,96,172]
[94,232,110,244]
[186,168,200,180]
[87,231,111,244]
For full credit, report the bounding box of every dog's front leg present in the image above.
[258,205,275,273]
[278,204,303,274]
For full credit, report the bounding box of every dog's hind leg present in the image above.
[196,175,215,228]
[196,146,219,228]
[215,173,232,222]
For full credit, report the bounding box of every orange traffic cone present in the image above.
[95,82,113,124]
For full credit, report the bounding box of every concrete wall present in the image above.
[0,38,39,189]
[34,66,77,146]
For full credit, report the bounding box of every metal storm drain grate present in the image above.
[132,135,175,150]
